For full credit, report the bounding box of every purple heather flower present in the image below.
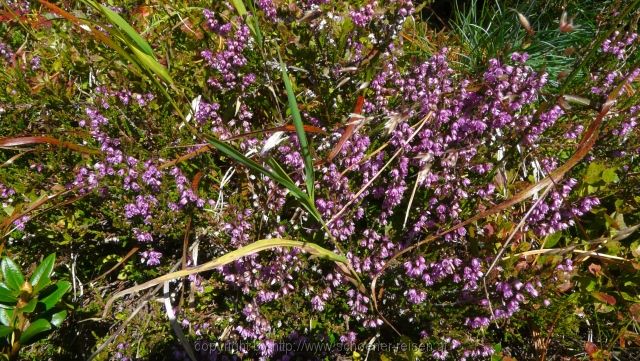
[432,350,449,360]
[405,288,427,304]
[350,2,377,27]
[133,228,153,243]
[0,43,13,62]
[613,104,639,137]
[0,183,15,200]
[13,215,30,231]
[340,331,357,346]
[256,0,276,20]
[30,56,40,70]
[465,316,490,329]
[258,339,276,358]
[141,161,163,189]
[141,250,162,266]
[201,13,251,90]
[602,31,638,59]
[124,195,157,222]
[311,295,325,311]
[169,167,207,209]
[526,105,564,144]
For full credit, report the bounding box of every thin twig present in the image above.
[327,112,432,226]
[482,183,552,321]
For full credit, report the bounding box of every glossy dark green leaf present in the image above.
[38,281,71,311]
[19,318,51,345]
[29,253,55,294]
[0,325,11,338]
[33,276,50,295]
[50,309,67,327]
[0,284,17,304]
[1,258,24,292]
[20,298,37,313]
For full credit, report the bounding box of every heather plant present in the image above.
[0,0,639,360]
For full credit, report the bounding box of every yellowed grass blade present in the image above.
[103,239,350,318]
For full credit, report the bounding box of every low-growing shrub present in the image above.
[0,0,639,360]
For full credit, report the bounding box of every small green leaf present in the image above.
[544,232,562,248]
[584,162,605,185]
[620,292,636,302]
[19,319,51,345]
[602,168,619,183]
[38,281,71,311]
[1,258,24,292]
[605,240,622,255]
[30,253,55,294]
[493,343,503,353]
[50,309,67,327]
[592,291,617,305]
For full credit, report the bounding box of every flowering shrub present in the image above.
[0,0,639,360]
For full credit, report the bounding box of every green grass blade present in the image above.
[266,157,296,187]
[230,0,248,17]
[207,137,321,221]
[78,1,173,86]
[130,45,173,84]
[103,238,347,317]
[246,0,264,46]
[265,158,322,221]
[95,3,155,57]
[229,0,261,43]
[279,59,315,200]
[207,137,293,190]
[207,138,321,220]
